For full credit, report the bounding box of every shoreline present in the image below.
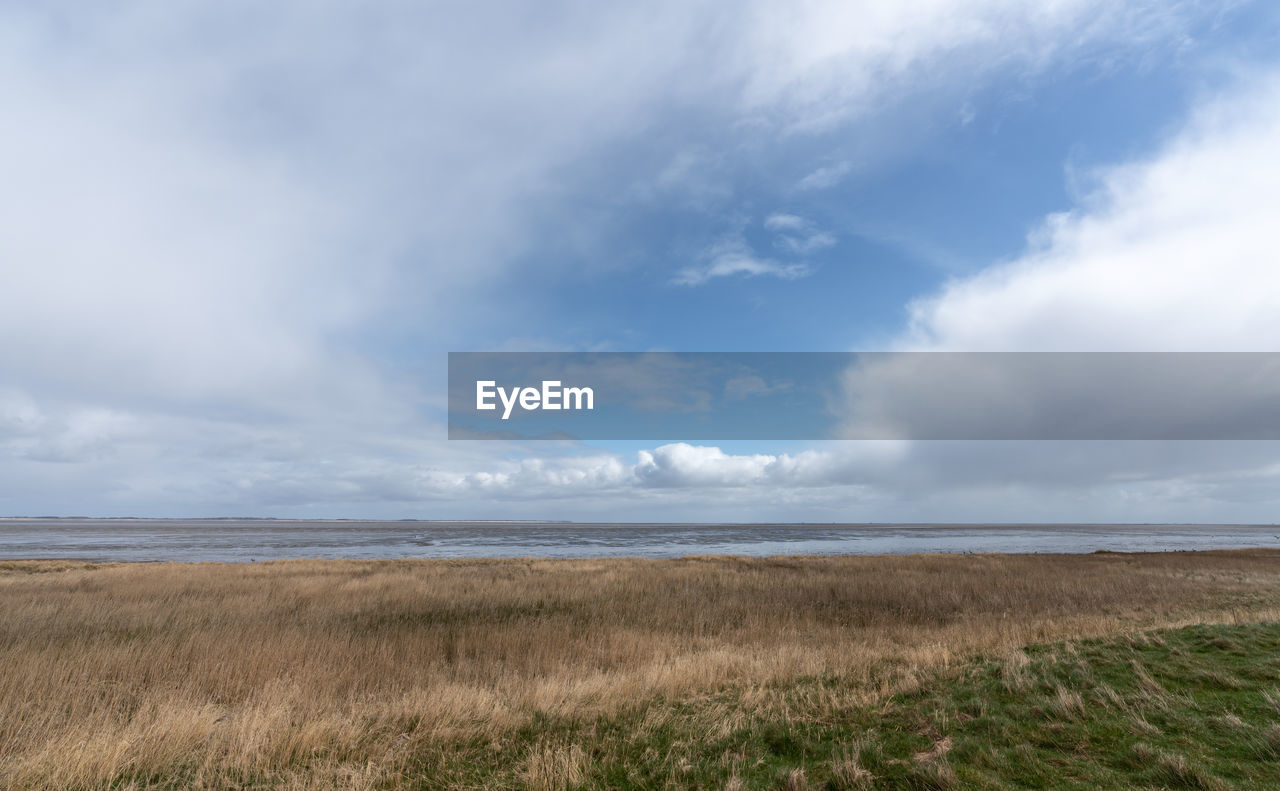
[7,522,1280,564]
[4,544,1280,565]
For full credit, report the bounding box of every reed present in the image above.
[2,550,1279,789]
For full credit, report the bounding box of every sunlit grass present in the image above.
[2,550,1279,788]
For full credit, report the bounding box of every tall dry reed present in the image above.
[2,550,1279,788]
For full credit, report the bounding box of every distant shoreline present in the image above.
[1,516,1277,527]
[5,521,1280,564]
[6,546,1280,570]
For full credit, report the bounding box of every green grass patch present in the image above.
[403,622,1280,789]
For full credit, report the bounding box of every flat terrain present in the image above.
[2,551,1280,789]
[842,621,1280,789]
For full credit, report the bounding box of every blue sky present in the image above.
[4,1,1280,521]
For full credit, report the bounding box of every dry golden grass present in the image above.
[2,550,1280,789]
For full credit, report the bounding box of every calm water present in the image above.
[2,519,1280,562]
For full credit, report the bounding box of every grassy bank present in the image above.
[2,551,1280,789]
[436,620,1280,790]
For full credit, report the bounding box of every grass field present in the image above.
[2,550,1280,789]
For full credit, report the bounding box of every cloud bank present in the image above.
[0,0,1268,519]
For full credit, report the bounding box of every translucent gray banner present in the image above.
[447,352,1280,440]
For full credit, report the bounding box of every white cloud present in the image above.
[675,214,835,285]
[734,0,1206,132]
[673,236,811,286]
[408,439,1280,522]
[902,74,1280,352]
[762,214,808,232]
[795,161,855,191]
[723,374,792,400]
[764,213,837,254]
[634,442,911,490]
[799,70,1280,519]
[636,444,778,487]
[409,442,906,498]
[11,0,1138,395]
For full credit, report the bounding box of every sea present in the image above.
[2,519,1279,562]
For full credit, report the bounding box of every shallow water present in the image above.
[2,519,1279,562]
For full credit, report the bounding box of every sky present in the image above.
[4,0,1280,521]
